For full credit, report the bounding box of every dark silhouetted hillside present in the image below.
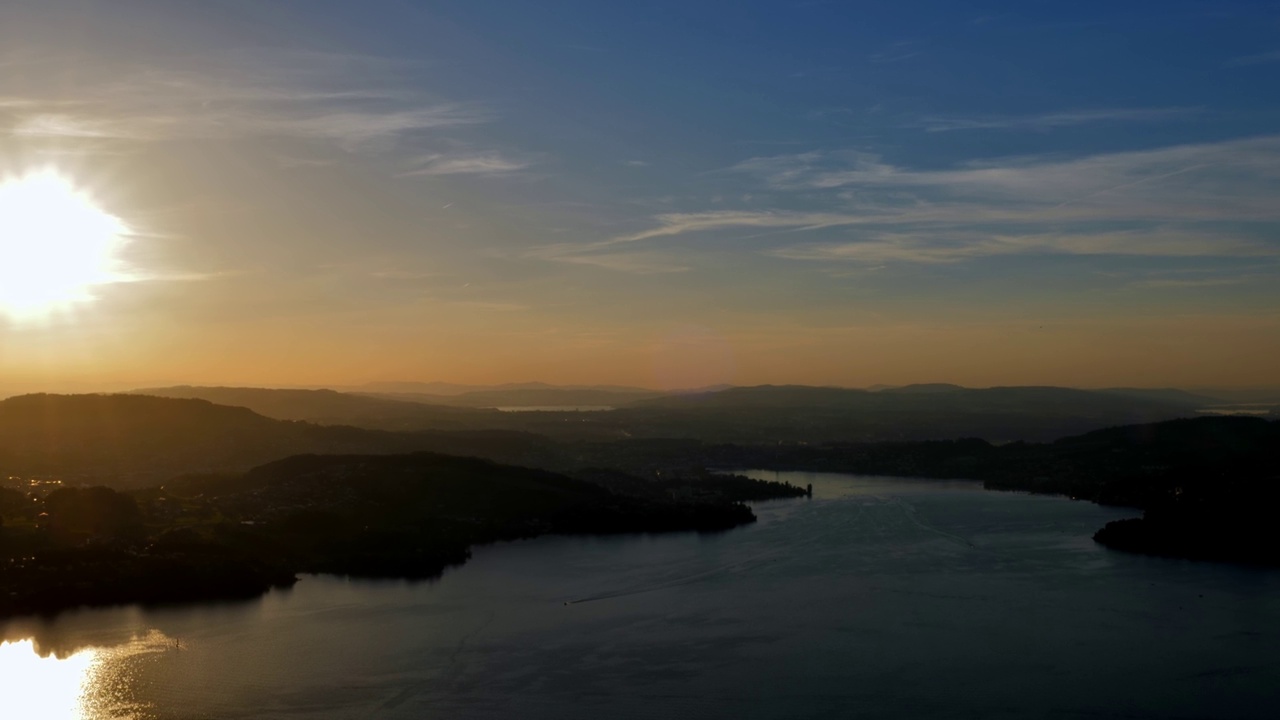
[0,394,566,483]
[882,383,967,394]
[0,452,756,616]
[131,386,501,431]
[620,415,1279,566]
[355,380,657,396]
[0,394,311,480]
[125,384,1211,444]
[1096,387,1223,406]
[364,387,661,408]
[620,384,1202,442]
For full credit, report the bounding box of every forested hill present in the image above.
[133,383,1215,444]
[360,387,662,408]
[618,384,1207,443]
[634,384,1203,414]
[0,394,562,483]
[130,386,501,431]
[621,415,1278,510]
[0,394,296,478]
[1063,417,1280,564]
[0,452,760,617]
[622,415,1277,566]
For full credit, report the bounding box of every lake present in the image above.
[4,471,1279,719]
[492,405,615,412]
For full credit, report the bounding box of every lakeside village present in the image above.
[5,475,68,495]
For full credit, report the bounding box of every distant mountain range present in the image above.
[2,392,1274,617]
[0,393,561,484]
[623,384,1210,439]
[129,386,502,429]
[350,380,661,397]
[361,387,663,408]
[132,383,1230,443]
[637,383,1220,407]
[1094,387,1225,406]
[0,382,1253,485]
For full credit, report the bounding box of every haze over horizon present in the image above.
[2,1,1278,391]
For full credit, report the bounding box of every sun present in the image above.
[0,168,131,322]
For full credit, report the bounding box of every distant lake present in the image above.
[1197,406,1275,416]
[4,472,1279,719]
[492,405,615,412]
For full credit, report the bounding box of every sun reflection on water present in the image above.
[0,630,172,719]
[0,639,96,719]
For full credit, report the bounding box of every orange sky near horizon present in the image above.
[3,303,1278,394]
[1,2,1278,395]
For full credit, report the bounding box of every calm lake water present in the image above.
[4,472,1280,719]
[492,405,615,412]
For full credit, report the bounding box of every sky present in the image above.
[1,0,1278,392]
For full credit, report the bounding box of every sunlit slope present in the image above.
[0,394,299,478]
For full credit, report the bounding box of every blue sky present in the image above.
[0,0,1278,389]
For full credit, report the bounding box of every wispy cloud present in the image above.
[526,243,690,274]
[401,151,531,177]
[1225,49,1280,67]
[1,51,491,149]
[771,229,1276,265]
[10,113,145,139]
[368,269,440,280]
[444,300,529,312]
[536,136,1280,270]
[869,51,921,64]
[915,107,1200,133]
[868,41,923,64]
[606,211,877,245]
[5,99,485,147]
[556,253,690,274]
[244,106,485,144]
[770,235,985,264]
[272,154,337,169]
[0,97,43,109]
[729,136,1280,222]
[1131,276,1254,289]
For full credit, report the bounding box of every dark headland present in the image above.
[1,390,1275,617]
[0,449,801,618]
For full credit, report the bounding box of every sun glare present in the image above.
[0,639,95,719]
[0,169,131,322]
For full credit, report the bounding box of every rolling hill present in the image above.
[0,394,563,484]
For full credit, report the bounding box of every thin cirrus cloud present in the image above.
[728,135,1280,222]
[531,134,1280,270]
[770,229,1275,265]
[525,243,690,274]
[914,107,1201,133]
[242,106,485,144]
[1130,276,1255,289]
[1,52,491,148]
[7,99,487,147]
[401,152,531,177]
[10,113,146,140]
[554,253,690,274]
[1224,49,1280,67]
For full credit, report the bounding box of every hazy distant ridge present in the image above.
[130,386,500,430]
[132,383,1213,444]
[353,381,658,396]
[0,393,561,483]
